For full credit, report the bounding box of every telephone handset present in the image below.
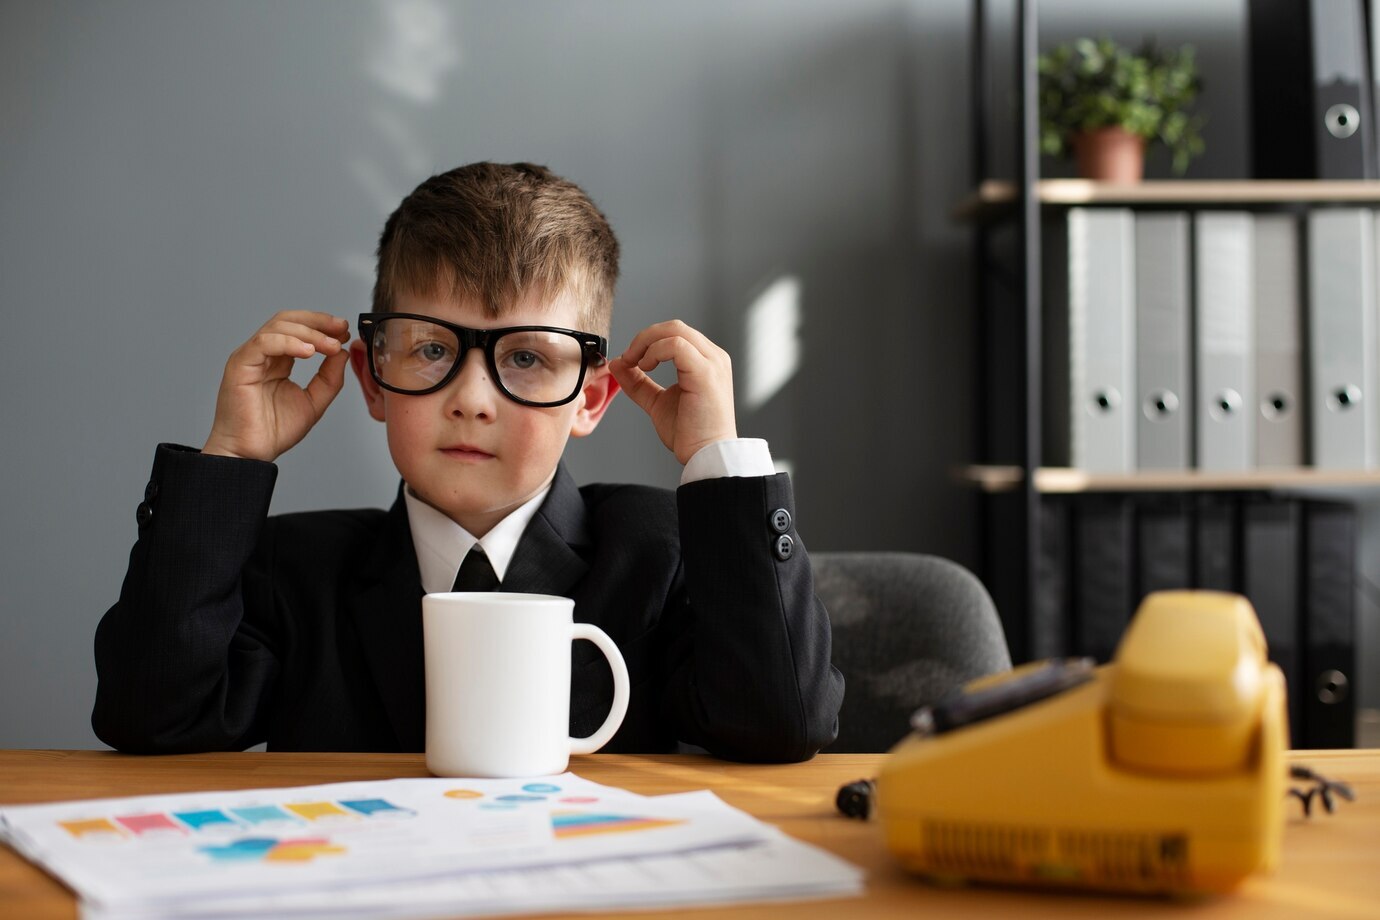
[877,591,1286,893]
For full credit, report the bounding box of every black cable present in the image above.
[836,779,876,820]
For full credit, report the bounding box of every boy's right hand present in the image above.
[202,311,352,462]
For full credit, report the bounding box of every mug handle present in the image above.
[568,623,630,755]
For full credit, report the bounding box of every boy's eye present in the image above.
[414,341,453,363]
[497,334,573,375]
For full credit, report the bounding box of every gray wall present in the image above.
[1,0,1374,748]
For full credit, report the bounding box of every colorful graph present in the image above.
[175,809,241,831]
[115,813,184,836]
[436,782,682,839]
[57,798,413,841]
[53,783,678,868]
[58,818,125,840]
[230,805,299,826]
[199,837,346,864]
[284,802,353,822]
[338,798,413,817]
[551,811,684,839]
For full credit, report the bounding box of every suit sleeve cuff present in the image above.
[145,442,278,533]
[679,438,775,485]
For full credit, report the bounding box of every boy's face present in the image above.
[350,286,617,537]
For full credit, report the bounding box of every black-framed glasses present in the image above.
[358,313,607,407]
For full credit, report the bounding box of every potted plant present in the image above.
[1038,37,1205,181]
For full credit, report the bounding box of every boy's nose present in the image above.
[443,349,496,419]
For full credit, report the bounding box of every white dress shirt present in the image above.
[406,438,776,594]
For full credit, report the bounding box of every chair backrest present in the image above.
[815,552,1012,753]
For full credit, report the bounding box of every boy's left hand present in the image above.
[609,320,737,465]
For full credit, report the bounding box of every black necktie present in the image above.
[451,548,500,592]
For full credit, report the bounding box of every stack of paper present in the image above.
[0,773,862,919]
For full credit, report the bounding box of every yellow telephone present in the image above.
[876,590,1286,894]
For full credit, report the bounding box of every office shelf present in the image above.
[964,0,1380,664]
[958,464,1380,494]
[953,178,1380,223]
[964,0,1367,747]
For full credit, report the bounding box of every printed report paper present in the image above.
[0,774,861,919]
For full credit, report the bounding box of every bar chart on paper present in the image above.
[0,775,778,913]
[551,810,685,838]
[2,772,864,919]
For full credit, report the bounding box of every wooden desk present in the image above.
[2,750,1377,919]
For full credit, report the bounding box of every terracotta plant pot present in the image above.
[1071,126,1146,182]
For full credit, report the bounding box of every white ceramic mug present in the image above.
[422,592,630,777]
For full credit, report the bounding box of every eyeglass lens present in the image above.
[369,317,588,404]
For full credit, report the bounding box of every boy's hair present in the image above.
[372,162,620,335]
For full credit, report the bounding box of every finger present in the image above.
[621,320,721,364]
[268,311,353,342]
[608,356,664,413]
[633,336,715,381]
[235,332,321,367]
[303,349,351,416]
[263,319,350,354]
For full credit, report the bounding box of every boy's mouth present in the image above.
[440,444,495,461]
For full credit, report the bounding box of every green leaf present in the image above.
[1038,36,1205,171]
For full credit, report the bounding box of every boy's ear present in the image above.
[569,364,620,438]
[349,340,388,422]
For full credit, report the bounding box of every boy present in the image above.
[93,162,843,761]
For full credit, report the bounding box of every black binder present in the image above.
[1241,497,1304,738]
[1302,501,1357,748]
[1032,497,1071,660]
[1249,0,1377,178]
[1194,494,1239,591]
[1073,496,1134,664]
[1136,495,1193,599]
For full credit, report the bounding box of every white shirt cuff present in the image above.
[680,438,776,485]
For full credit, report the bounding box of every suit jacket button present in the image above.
[136,502,154,528]
[770,508,792,534]
[774,534,794,561]
[144,480,159,502]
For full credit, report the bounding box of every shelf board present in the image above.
[952,179,1380,223]
[954,464,1026,492]
[956,464,1380,494]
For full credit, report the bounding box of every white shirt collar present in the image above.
[403,482,552,594]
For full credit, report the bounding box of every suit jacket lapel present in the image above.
[346,486,426,752]
[503,462,590,598]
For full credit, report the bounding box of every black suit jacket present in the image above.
[93,445,843,761]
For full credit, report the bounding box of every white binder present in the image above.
[1067,208,1135,472]
[1135,212,1191,469]
[1195,212,1256,471]
[1253,214,1304,468]
[1307,209,1377,468]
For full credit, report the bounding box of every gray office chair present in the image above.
[815,552,1012,753]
